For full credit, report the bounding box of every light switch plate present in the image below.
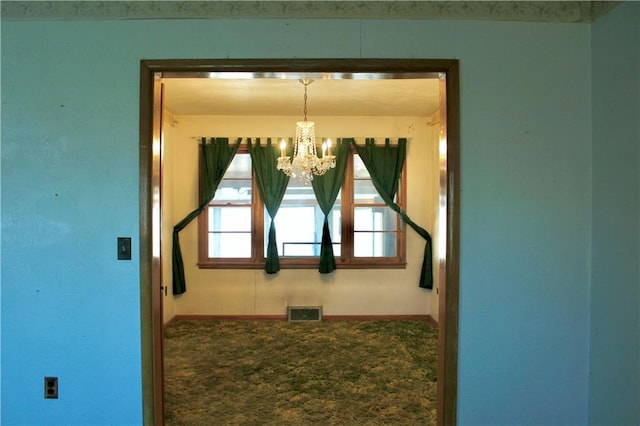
[118,237,131,260]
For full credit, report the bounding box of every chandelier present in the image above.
[276,78,336,184]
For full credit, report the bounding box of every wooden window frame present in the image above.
[198,144,407,269]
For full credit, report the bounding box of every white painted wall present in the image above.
[163,114,440,319]
[161,109,177,324]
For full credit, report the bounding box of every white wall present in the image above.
[161,109,178,324]
[165,114,440,318]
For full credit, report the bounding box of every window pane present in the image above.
[330,205,342,256]
[208,206,251,232]
[281,179,316,203]
[223,153,252,179]
[354,180,384,204]
[353,155,370,179]
[212,153,252,203]
[353,154,398,203]
[212,180,252,203]
[208,233,252,258]
[268,206,317,256]
[266,182,342,257]
[354,232,397,257]
[354,206,398,231]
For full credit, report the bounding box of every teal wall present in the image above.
[590,2,640,424]
[0,8,637,425]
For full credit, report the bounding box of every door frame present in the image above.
[139,58,460,426]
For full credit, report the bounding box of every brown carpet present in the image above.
[164,319,437,425]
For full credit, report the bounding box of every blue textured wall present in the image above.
[590,3,640,425]
[1,21,144,425]
[0,13,631,425]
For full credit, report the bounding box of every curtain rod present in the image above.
[190,136,409,141]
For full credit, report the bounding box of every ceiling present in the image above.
[162,77,441,118]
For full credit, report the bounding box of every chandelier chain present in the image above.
[302,80,308,121]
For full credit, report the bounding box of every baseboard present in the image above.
[324,314,437,326]
[173,314,287,321]
[168,313,437,325]
[323,314,431,320]
[163,316,178,330]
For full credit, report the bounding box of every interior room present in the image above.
[157,73,447,423]
[160,75,443,323]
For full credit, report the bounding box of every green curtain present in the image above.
[352,138,433,289]
[248,138,290,274]
[172,137,241,295]
[311,138,350,273]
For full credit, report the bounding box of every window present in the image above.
[202,153,254,260]
[198,144,406,269]
[269,178,341,258]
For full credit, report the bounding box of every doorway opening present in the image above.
[139,59,459,426]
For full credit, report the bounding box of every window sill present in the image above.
[198,258,407,270]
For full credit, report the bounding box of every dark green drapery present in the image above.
[352,138,433,289]
[248,138,290,274]
[311,138,350,273]
[172,137,241,295]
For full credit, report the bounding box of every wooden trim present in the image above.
[323,314,435,323]
[152,73,166,426]
[141,58,459,426]
[162,315,179,330]
[439,60,460,426]
[139,62,164,426]
[139,59,153,426]
[173,314,288,321]
[252,154,265,261]
[426,315,438,327]
[166,314,436,323]
[142,58,456,75]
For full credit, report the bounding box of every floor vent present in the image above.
[287,306,322,322]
